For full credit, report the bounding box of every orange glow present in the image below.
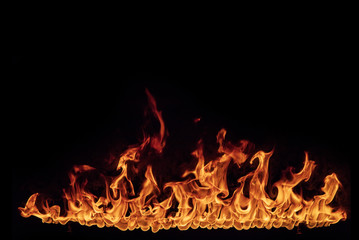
[19,90,347,232]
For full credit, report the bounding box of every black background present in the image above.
[11,52,353,240]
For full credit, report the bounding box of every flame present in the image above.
[19,90,347,232]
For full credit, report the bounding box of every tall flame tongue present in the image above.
[19,90,347,232]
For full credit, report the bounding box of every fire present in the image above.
[19,90,347,233]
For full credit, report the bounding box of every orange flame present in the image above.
[19,90,347,232]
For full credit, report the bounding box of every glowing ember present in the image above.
[19,90,347,232]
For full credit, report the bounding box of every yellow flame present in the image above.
[19,91,347,233]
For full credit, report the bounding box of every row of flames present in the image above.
[19,90,347,232]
